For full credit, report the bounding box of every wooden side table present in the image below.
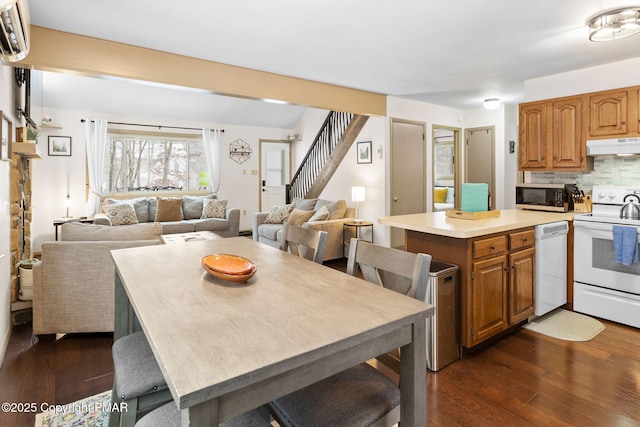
[53,217,94,240]
[343,221,373,257]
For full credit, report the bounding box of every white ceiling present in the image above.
[28,0,640,128]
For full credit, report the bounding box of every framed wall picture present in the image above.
[357,141,372,164]
[48,136,72,156]
[1,111,12,162]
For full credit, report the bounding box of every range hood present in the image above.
[586,137,640,156]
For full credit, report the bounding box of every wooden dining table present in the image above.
[112,236,434,426]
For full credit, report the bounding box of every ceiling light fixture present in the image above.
[587,7,640,42]
[483,98,500,110]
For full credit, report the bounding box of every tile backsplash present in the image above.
[530,156,640,193]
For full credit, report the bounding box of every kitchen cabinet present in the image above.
[519,96,592,171]
[406,225,536,348]
[588,89,629,137]
[519,101,548,169]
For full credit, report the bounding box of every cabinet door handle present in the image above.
[504,266,510,271]
[490,246,495,250]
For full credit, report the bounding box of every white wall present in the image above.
[31,107,297,250]
[524,56,640,101]
[0,64,19,364]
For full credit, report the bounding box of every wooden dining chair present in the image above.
[279,223,328,264]
[268,239,432,427]
[135,400,271,427]
[109,332,173,427]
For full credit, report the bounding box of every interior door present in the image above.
[260,141,291,211]
[390,119,425,249]
[465,127,495,210]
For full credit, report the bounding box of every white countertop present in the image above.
[378,209,574,239]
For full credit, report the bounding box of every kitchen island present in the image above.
[379,209,574,348]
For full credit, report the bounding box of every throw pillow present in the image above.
[314,199,347,220]
[104,197,150,223]
[201,199,227,219]
[287,208,316,226]
[155,197,184,222]
[102,203,139,226]
[434,187,449,203]
[264,204,294,224]
[309,205,330,222]
[183,194,216,219]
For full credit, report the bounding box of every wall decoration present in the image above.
[229,138,252,164]
[1,111,12,161]
[48,136,72,156]
[357,141,372,164]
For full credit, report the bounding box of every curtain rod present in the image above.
[80,119,224,132]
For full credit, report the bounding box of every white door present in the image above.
[390,119,426,249]
[260,141,291,211]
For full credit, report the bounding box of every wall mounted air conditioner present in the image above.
[0,0,29,62]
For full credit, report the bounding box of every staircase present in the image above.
[287,111,369,202]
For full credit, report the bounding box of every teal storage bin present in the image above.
[461,183,488,212]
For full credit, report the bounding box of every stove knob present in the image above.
[609,193,617,199]
[598,192,606,199]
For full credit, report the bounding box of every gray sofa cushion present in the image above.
[104,197,151,223]
[192,218,231,232]
[61,222,163,241]
[160,221,197,234]
[183,194,216,219]
[315,199,347,219]
[258,223,283,241]
[292,198,318,211]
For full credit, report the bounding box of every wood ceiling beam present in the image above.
[15,26,387,117]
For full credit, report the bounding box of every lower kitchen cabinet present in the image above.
[471,255,508,344]
[508,247,535,324]
[406,226,536,348]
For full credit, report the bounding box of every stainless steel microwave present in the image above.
[516,183,572,212]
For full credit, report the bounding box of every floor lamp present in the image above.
[351,186,365,223]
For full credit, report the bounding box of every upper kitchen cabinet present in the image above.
[519,101,549,170]
[588,89,630,137]
[519,96,593,171]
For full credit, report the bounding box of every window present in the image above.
[102,133,208,193]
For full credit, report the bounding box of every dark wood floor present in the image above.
[1,258,639,426]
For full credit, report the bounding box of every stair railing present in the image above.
[287,111,354,202]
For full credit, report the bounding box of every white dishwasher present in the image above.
[534,221,569,316]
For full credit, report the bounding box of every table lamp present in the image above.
[65,193,71,217]
[351,186,365,223]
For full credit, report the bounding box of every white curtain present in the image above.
[202,128,221,194]
[84,119,109,217]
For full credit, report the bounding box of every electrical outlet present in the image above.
[251,170,258,175]
[243,169,246,175]
[243,209,246,215]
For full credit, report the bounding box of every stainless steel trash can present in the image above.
[426,260,459,371]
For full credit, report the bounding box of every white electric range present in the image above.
[573,185,640,328]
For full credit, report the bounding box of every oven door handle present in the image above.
[574,221,640,233]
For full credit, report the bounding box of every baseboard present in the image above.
[238,229,252,237]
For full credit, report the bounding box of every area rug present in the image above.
[35,390,111,427]
[523,309,605,341]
